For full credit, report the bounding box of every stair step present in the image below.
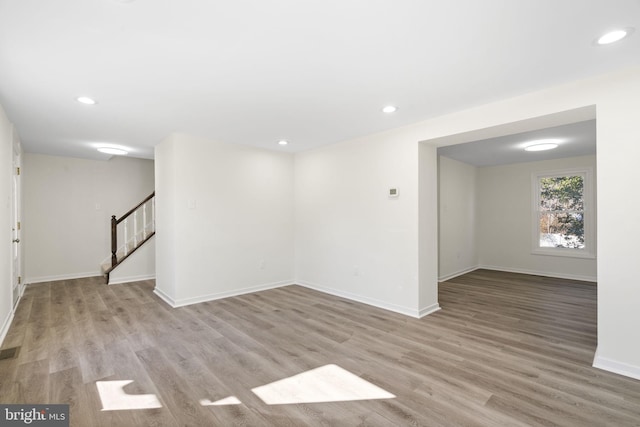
[101,263,110,275]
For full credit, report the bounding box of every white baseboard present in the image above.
[0,309,15,349]
[593,347,640,380]
[439,265,480,282]
[154,278,440,320]
[153,280,293,308]
[297,280,429,319]
[1,284,27,347]
[419,303,441,318]
[478,265,596,283]
[153,287,176,306]
[26,271,102,284]
[109,274,156,285]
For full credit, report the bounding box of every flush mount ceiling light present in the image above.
[382,105,397,113]
[524,140,560,152]
[97,147,128,155]
[525,143,558,152]
[76,96,97,105]
[278,140,289,146]
[596,28,634,45]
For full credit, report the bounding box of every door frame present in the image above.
[10,125,22,308]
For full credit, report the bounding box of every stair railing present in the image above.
[111,192,155,268]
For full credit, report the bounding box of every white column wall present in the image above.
[154,133,294,306]
[593,75,640,378]
[418,143,441,315]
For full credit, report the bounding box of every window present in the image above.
[532,168,594,258]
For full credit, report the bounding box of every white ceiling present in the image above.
[438,119,597,167]
[0,0,638,160]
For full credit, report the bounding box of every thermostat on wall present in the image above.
[388,188,399,198]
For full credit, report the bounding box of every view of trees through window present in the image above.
[538,175,585,249]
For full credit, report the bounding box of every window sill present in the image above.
[531,248,596,260]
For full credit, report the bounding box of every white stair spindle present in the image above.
[143,202,148,237]
[133,210,138,246]
[152,197,155,231]
[123,218,128,255]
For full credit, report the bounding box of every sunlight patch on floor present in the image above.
[96,380,163,411]
[200,396,242,406]
[251,364,395,405]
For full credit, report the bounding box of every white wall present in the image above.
[438,156,478,280]
[294,130,435,317]
[0,105,14,346]
[23,153,155,282]
[477,155,597,281]
[154,133,294,306]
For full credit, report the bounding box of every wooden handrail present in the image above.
[115,191,155,225]
[111,192,155,268]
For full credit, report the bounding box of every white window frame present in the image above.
[531,167,595,259]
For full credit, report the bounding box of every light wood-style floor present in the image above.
[1,270,639,426]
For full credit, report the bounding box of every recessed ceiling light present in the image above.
[596,28,634,45]
[97,147,128,155]
[382,105,397,113]
[76,96,97,105]
[278,140,289,146]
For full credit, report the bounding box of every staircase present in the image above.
[102,192,155,284]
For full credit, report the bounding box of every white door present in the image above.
[11,128,22,308]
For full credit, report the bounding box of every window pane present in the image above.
[539,212,585,249]
[539,176,584,212]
